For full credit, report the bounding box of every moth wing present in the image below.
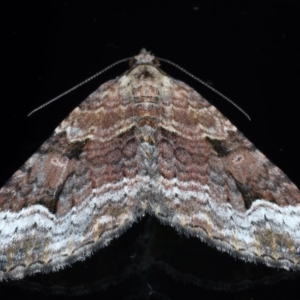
[153,79,300,270]
[0,80,143,280]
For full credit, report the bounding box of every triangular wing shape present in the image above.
[151,76,300,271]
[0,78,146,280]
[1,50,299,282]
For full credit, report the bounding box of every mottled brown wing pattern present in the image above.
[153,79,300,270]
[1,49,300,282]
[0,80,145,280]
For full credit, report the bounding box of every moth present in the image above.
[0,49,299,281]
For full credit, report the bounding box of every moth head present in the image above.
[129,48,160,68]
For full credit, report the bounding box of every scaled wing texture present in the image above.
[0,50,299,281]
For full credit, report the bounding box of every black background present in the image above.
[1,0,300,299]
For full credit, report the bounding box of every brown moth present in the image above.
[0,49,299,281]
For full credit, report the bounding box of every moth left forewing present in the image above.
[0,80,143,281]
[154,79,300,271]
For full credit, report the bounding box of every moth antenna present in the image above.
[157,57,251,121]
[28,56,132,117]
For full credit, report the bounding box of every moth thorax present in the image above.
[136,124,157,145]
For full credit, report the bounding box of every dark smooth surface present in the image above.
[2,1,300,299]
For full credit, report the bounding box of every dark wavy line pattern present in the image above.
[0,49,299,281]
